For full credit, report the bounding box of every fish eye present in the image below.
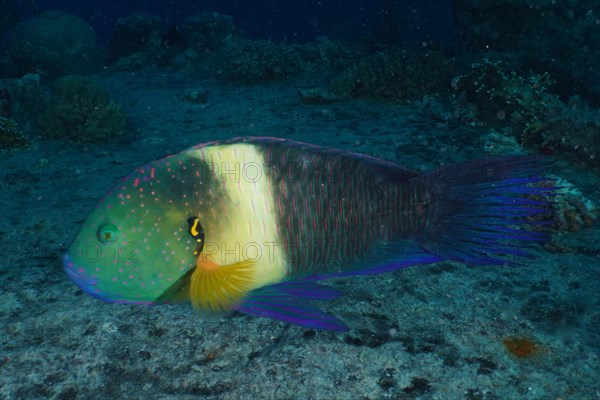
[97,223,119,244]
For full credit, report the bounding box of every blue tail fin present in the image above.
[415,156,556,266]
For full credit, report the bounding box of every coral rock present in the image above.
[0,11,104,79]
[36,76,127,142]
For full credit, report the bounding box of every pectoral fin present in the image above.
[189,258,256,314]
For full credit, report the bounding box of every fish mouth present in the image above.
[62,251,155,305]
[63,251,113,302]
[63,251,128,303]
[63,251,86,285]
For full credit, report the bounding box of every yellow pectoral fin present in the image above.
[190,258,256,315]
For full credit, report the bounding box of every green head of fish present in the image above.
[63,154,204,304]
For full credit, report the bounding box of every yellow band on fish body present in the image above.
[186,143,287,310]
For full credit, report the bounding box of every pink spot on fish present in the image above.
[133,177,140,187]
[277,196,283,217]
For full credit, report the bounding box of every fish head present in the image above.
[63,154,208,304]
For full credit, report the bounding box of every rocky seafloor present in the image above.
[1,68,599,400]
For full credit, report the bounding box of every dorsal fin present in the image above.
[192,136,420,183]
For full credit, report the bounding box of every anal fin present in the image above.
[235,280,348,331]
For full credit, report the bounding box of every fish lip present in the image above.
[62,251,81,282]
[63,262,81,282]
[62,251,114,302]
[62,250,155,305]
[62,251,90,286]
[63,250,99,288]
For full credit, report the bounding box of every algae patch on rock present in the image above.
[36,76,127,142]
[0,117,29,152]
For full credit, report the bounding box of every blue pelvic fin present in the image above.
[235,280,348,331]
[416,156,556,266]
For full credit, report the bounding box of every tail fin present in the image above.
[414,156,556,266]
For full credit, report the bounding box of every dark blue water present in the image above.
[12,0,455,43]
